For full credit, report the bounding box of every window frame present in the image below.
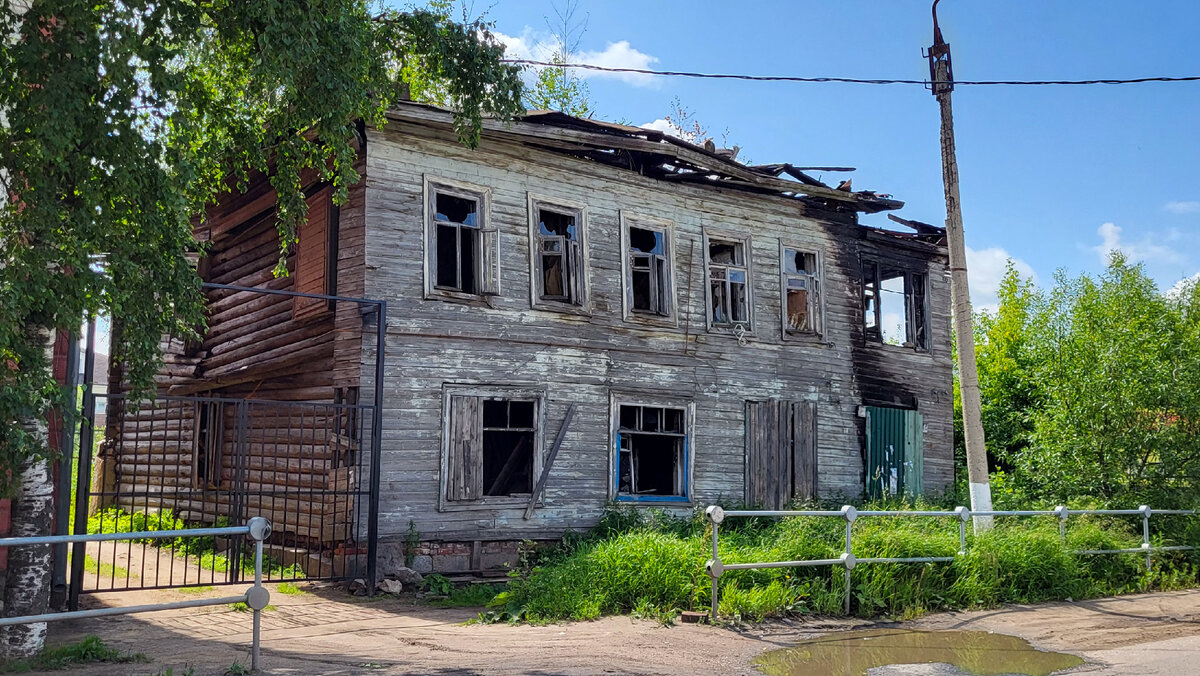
[438,384,547,511]
[527,193,590,314]
[619,211,678,326]
[702,229,755,336]
[779,241,825,340]
[861,257,930,352]
[608,391,695,504]
[423,176,499,304]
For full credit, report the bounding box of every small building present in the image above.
[106,102,953,573]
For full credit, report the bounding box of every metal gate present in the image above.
[864,406,924,499]
[65,284,385,604]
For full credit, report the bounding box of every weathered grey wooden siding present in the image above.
[362,116,953,542]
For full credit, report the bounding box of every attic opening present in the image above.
[482,399,535,496]
[617,405,686,499]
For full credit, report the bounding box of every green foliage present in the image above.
[968,256,1200,507]
[0,635,145,673]
[525,51,593,118]
[420,572,453,596]
[482,502,1200,624]
[404,519,419,568]
[276,581,304,595]
[0,0,524,494]
[224,661,250,676]
[430,582,505,608]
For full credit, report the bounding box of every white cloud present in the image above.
[966,246,1037,315]
[639,118,684,138]
[494,29,658,88]
[1164,201,1200,215]
[1091,222,1184,266]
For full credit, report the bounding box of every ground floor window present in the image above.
[612,398,692,502]
[443,386,543,505]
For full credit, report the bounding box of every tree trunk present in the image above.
[0,323,56,659]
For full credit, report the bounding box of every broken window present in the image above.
[444,390,541,503]
[426,181,498,299]
[615,403,689,501]
[532,202,585,307]
[862,260,928,350]
[707,237,750,329]
[624,221,674,318]
[782,247,821,335]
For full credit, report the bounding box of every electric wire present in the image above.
[501,59,1200,87]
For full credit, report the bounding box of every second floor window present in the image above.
[623,217,675,319]
[531,201,586,308]
[707,237,750,329]
[862,259,928,350]
[782,247,821,335]
[425,179,498,300]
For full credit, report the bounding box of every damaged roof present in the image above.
[385,101,944,241]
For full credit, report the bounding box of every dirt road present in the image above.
[29,587,1200,675]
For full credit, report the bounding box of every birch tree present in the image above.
[0,0,522,657]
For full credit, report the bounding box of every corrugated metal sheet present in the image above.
[865,407,924,499]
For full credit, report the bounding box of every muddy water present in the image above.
[754,628,1084,676]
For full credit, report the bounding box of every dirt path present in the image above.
[29,588,1200,675]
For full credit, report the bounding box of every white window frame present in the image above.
[780,241,825,340]
[438,384,546,511]
[527,193,590,314]
[608,391,695,504]
[423,176,499,303]
[619,211,677,326]
[702,229,755,335]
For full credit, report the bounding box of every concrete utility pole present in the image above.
[927,0,993,532]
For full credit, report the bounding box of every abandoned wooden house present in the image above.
[105,101,953,573]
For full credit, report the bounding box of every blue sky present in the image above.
[478,0,1200,310]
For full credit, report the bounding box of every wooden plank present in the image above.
[524,404,575,519]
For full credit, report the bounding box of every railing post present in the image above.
[705,506,724,623]
[245,517,272,673]
[1140,505,1152,573]
[841,505,857,615]
[955,506,970,555]
[1055,505,1068,542]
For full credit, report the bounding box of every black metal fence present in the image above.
[73,394,373,594]
[64,284,386,606]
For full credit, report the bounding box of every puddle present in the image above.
[754,628,1084,676]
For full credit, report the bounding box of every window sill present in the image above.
[863,340,932,355]
[532,300,591,317]
[782,331,828,345]
[614,495,691,504]
[623,312,678,329]
[438,496,540,512]
[426,288,494,307]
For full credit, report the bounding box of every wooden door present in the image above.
[745,400,818,509]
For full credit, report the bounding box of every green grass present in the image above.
[483,501,1200,624]
[0,635,146,673]
[429,583,506,608]
[177,585,214,594]
[82,554,132,580]
[276,581,305,595]
[227,601,276,612]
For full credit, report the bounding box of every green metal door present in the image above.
[865,406,924,499]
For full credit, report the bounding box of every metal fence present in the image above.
[703,505,1197,621]
[1,518,272,671]
[77,393,373,595]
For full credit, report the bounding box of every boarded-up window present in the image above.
[292,188,337,320]
[532,202,586,307]
[444,390,541,503]
[745,400,817,509]
[782,247,821,335]
[623,219,674,319]
[707,237,750,329]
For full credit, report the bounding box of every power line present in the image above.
[501,59,1200,87]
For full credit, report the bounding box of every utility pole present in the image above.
[926,0,993,532]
